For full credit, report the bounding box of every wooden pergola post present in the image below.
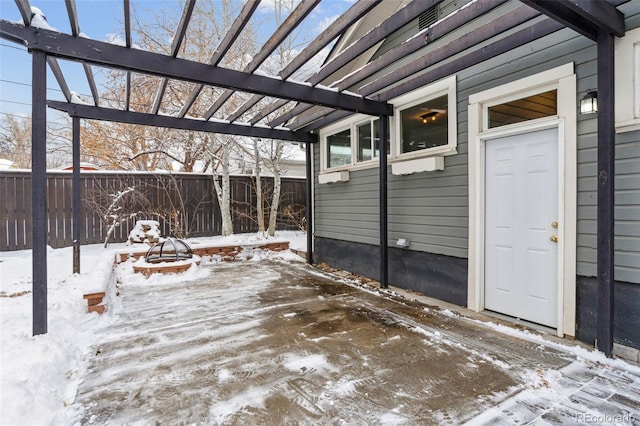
[32,50,48,336]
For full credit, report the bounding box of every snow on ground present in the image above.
[1,229,639,424]
[0,231,306,425]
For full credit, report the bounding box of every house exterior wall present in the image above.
[312,0,640,349]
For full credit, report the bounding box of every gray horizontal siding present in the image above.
[313,164,380,246]
[573,0,640,283]
[314,0,640,284]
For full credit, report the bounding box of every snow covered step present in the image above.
[83,292,106,314]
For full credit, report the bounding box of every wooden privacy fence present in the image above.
[0,171,306,251]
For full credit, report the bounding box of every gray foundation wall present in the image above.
[315,237,467,306]
[315,237,640,350]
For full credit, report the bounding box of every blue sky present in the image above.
[0,0,352,119]
[1,0,126,118]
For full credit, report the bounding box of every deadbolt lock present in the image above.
[550,235,559,243]
[551,221,558,229]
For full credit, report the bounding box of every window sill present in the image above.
[615,119,640,134]
[318,170,350,184]
[391,156,444,175]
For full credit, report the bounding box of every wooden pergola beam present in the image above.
[13,0,75,104]
[520,0,624,41]
[47,100,318,144]
[0,21,392,117]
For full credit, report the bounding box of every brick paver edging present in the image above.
[83,241,290,314]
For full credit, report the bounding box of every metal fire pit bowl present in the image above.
[145,238,193,264]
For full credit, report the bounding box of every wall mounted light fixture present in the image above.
[580,90,598,114]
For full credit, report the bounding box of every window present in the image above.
[319,75,456,177]
[326,128,351,169]
[487,90,557,128]
[614,26,640,132]
[373,118,391,158]
[399,94,448,153]
[393,75,457,159]
[357,122,372,162]
[322,117,390,171]
[357,118,390,162]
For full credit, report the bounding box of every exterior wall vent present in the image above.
[418,5,439,31]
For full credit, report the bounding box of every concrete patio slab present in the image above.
[73,260,640,425]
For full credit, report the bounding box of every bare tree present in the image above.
[83,178,152,247]
[260,0,309,237]
[253,138,266,234]
[0,113,72,169]
[0,114,31,168]
[81,0,256,175]
[211,136,235,236]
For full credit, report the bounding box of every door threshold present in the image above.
[482,310,557,336]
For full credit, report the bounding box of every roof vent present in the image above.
[418,5,439,31]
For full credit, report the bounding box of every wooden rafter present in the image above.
[124,0,132,111]
[203,0,321,120]
[178,0,261,118]
[267,0,442,127]
[151,0,197,115]
[13,0,31,26]
[13,0,74,103]
[0,21,391,117]
[229,0,383,124]
[64,0,100,106]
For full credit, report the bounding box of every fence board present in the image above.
[0,171,305,251]
[4,175,17,250]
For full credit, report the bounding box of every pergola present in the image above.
[0,0,625,356]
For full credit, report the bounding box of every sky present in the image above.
[0,0,125,118]
[0,0,353,121]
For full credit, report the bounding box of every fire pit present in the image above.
[133,238,200,276]
[145,238,193,263]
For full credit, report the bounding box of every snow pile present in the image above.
[0,245,119,424]
[127,219,162,245]
[70,91,91,105]
[29,6,57,31]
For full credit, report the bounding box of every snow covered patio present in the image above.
[72,259,640,424]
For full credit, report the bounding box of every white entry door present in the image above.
[484,127,559,328]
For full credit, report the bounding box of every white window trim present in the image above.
[467,63,577,338]
[392,75,457,160]
[319,114,386,175]
[320,121,352,172]
[614,26,640,133]
[318,75,457,178]
[355,117,380,164]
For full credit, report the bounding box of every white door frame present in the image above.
[467,63,577,338]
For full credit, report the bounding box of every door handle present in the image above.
[550,235,558,243]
